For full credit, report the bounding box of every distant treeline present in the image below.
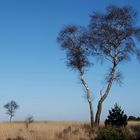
[128,116,140,121]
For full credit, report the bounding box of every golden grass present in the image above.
[0,121,85,140]
[0,121,139,140]
[128,121,140,126]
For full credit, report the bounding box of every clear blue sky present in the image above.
[0,0,140,121]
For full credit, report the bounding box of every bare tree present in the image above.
[88,5,140,125]
[57,25,95,128]
[57,5,140,127]
[25,115,34,128]
[4,100,19,122]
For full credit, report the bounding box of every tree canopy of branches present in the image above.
[57,5,140,127]
[4,100,19,122]
[58,25,94,128]
[89,5,140,125]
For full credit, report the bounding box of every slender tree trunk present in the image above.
[95,63,116,125]
[10,116,12,122]
[80,73,94,128]
[88,100,94,128]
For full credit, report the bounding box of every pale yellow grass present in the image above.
[128,121,140,126]
[0,121,84,140]
[0,121,139,140]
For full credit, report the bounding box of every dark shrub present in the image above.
[137,117,140,121]
[98,127,130,140]
[105,103,127,127]
[128,116,137,121]
[128,116,140,121]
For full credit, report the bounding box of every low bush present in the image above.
[128,116,140,121]
[97,127,130,140]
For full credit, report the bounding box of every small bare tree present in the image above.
[25,115,34,128]
[58,25,95,128]
[88,5,140,125]
[4,100,19,122]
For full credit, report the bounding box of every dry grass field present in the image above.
[0,121,139,140]
[0,121,88,140]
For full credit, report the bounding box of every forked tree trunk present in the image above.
[95,63,116,125]
[80,73,94,128]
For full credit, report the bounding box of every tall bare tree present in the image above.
[57,5,140,127]
[57,25,95,128]
[88,5,140,125]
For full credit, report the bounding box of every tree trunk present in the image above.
[80,73,94,128]
[10,116,12,122]
[88,100,94,128]
[95,63,116,125]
